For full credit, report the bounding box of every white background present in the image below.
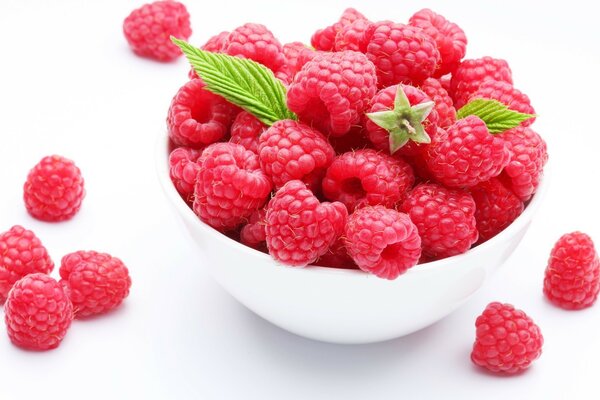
[1,0,599,399]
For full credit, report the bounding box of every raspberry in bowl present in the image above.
[156,132,546,344]
[156,10,547,344]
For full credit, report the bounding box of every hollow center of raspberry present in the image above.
[303,97,330,129]
[341,178,365,198]
[381,242,403,260]
[191,102,212,124]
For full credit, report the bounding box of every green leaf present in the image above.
[457,99,535,133]
[171,37,296,126]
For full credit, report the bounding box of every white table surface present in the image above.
[1,0,599,399]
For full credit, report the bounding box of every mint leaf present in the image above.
[172,37,296,126]
[457,99,535,133]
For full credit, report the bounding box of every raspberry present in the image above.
[311,8,367,51]
[59,251,132,318]
[408,9,467,77]
[345,206,421,279]
[230,111,266,154]
[450,57,513,108]
[364,84,439,156]
[316,238,357,269]
[265,180,347,266]
[287,50,377,137]
[420,77,456,128]
[470,80,536,126]
[258,119,335,191]
[366,21,440,87]
[401,183,478,258]
[0,226,54,303]
[322,149,414,212]
[168,146,202,203]
[425,116,510,188]
[470,178,524,242]
[500,126,548,201]
[123,1,191,61]
[23,155,85,222]
[544,232,600,310]
[202,31,229,52]
[193,143,272,231]
[471,302,543,374]
[4,273,73,351]
[167,79,239,148]
[334,18,374,52]
[279,42,317,81]
[240,208,267,252]
[222,23,286,73]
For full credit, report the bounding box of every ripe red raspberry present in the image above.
[222,23,285,73]
[408,9,467,77]
[278,42,317,82]
[316,238,357,270]
[470,178,524,242]
[420,77,456,128]
[470,80,536,126]
[334,18,374,52]
[322,149,414,212]
[168,146,202,203]
[258,119,335,191]
[194,143,272,231]
[311,8,367,51]
[4,273,73,351]
[123,1,191,61]
[425,116,510,188]
[167,79,239,148]
[23,155,85,222]
[202,31,229,52]
[345,206,421,279]
[366,21,440,87]
[471,302,543,374]
[365,84,439,156]
[230,111,266,154]
[265,180,347,266]
[544,232,600,310]
[401,183,478,258]
[287,50,377,137]
[450,57,513,108]
[0,226,54,303]
[59,251,132,318]
[240,208,267,252]
[500,126,548,201]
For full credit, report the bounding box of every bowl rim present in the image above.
[156,131,547,277]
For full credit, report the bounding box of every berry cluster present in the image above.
[0,156,132,351]
[166,7,547,280]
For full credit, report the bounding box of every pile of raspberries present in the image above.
[123,1,600,375]
[161,6,548,280]
[0,155,132,351]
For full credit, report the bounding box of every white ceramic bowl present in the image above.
[156,133,546,344]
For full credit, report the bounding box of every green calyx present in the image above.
[366,86,434,154]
